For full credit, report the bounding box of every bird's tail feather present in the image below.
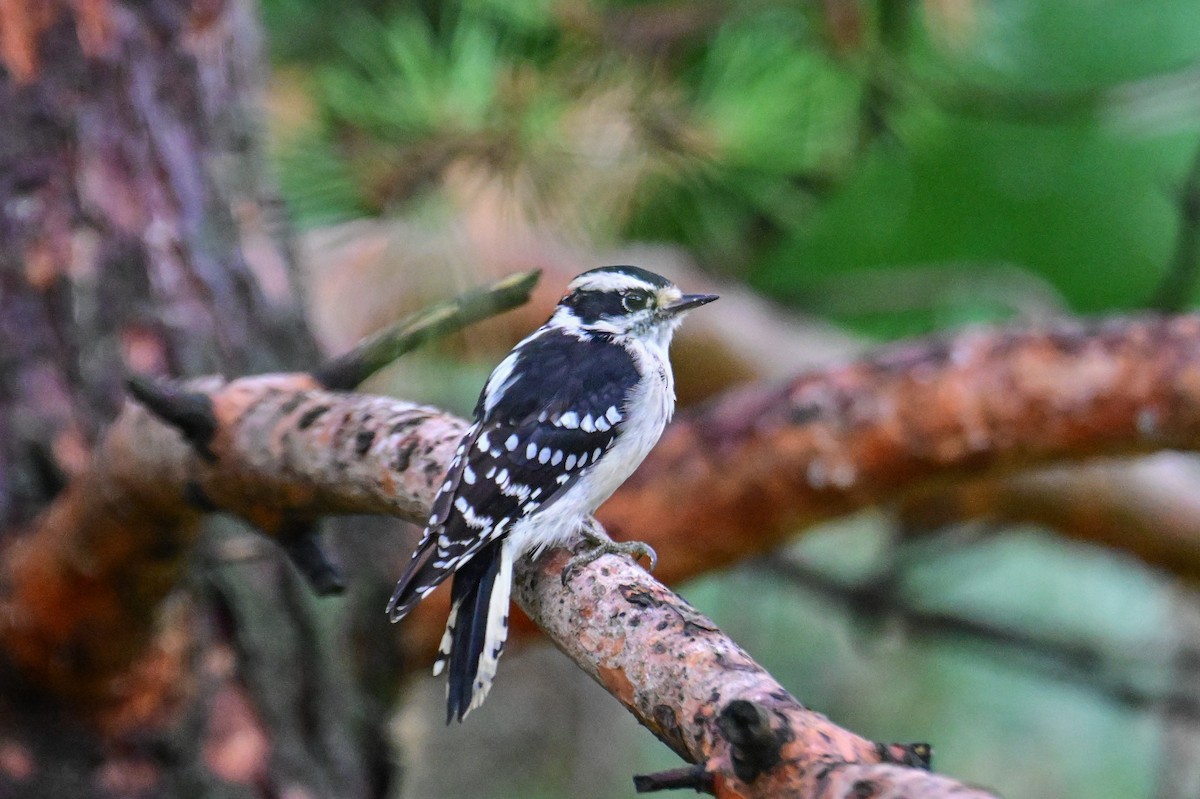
[438,539,513,723]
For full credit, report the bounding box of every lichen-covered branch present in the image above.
[314,269,542,390]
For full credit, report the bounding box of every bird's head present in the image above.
[549,266,718,346]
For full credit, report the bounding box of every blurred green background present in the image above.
[258,1,1200,796]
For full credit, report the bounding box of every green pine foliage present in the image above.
[263,0,863,266]
[264,0,1200,337]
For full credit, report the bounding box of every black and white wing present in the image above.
[385,328,638,620]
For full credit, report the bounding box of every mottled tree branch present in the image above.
[0,374,458,704]
[4,372,995,797]
[517,547,988,798]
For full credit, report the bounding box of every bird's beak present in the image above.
[662,293,719,315]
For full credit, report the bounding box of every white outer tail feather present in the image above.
[431,598,460,677]
[466,541,514,714]
[432,542,515,718]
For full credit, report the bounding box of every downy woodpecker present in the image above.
[386,265,717,721]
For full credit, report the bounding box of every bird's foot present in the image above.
[562,523,657,585]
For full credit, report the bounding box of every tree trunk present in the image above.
[0,2,392,796]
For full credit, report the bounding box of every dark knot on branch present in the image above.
[279,518,346,596]
[717,699,785,784]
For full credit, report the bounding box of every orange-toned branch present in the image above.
[518,545,993,798]
[0,374,464,704]
[405,315,1200,661]
[598,315,1200,583]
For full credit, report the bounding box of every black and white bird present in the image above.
[386,265,717,721]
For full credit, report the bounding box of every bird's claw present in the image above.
[561,534,658,586]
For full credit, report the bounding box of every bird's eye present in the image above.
[622,291,652,312]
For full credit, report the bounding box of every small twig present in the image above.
[757,555,1200,721]
[633,765,715,794]
[314,269,541,390]
[125,375,218,460]
[1151,138,1200,311]
[278,517,345,596]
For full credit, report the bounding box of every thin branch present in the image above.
[898,456,1200,583]
[758,554,1200,722]
[634,765,714,794]
[314,269,541,390]
[124,376,218,459]
[1151,139,1200,311]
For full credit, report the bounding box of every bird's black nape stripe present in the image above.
[446,539,503,723]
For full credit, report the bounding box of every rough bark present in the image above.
[5,373,997,798]
[0,0,315,531]
[41,311,1200,686]
[12,271,1200,796]
[23,310,1200,794]
[518,549,992,799]
[0,2,385,797]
